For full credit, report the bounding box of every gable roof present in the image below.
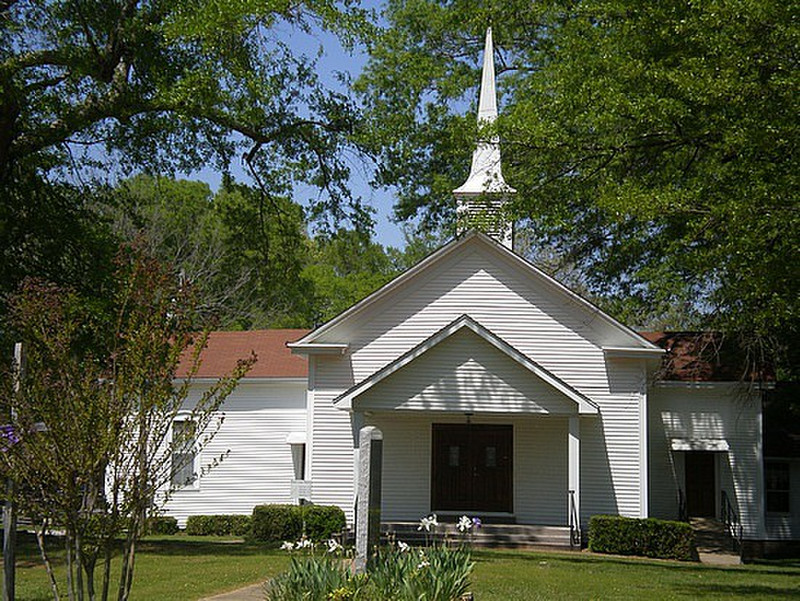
[333,314,599,414]
[289,231,661,353]
[177,330,310,379]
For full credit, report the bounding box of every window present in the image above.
[291,443,306,481]
[765,461,790,513]
[171,419,196,487]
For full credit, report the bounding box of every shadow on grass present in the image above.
[674,584,800,598]
[8,531,281,565]
[471,549,800,577]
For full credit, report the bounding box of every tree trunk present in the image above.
[2,480,16,601]
[34,521,61,601]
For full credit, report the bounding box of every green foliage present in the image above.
[0,0,371,226]
[358,0,799,377]
[264,554,366,601]
[251,505,305,543]
[302,505,347,542]
[0,247,254,601]
[369,545,473,601]
[185,514,252,537]
[265,545,473,601]
[147,517,180,536]
[250,504,346,543]
[588,515,696,561]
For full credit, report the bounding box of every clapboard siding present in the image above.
[648,385,765,539]
[308,242,647,524]
[357,328,576,414]
[165,380,307,526]
[365,413,568,525]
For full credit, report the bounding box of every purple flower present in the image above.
[0,425,20,451]
[472,517,482,529]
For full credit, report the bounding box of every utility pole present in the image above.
[3,342,24,601]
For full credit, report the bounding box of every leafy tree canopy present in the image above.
[357,0,799,376]
[106,175,437,329]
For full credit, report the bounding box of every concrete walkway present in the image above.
[199,582,265,601]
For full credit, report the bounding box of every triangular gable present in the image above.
[288,231,660,353]
[333,314,599,415]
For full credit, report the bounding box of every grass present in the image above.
[470,549,800,600]
[5,533,800,600]
[5,533,289,601]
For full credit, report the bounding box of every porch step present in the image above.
[381,522,573,549]
[690,518,740,564]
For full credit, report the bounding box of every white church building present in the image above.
[168,30,797,558]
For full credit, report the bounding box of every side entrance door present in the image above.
[431,424,513,513]
[685,451,716,517]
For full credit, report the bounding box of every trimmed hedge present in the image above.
[252,505,304,542]
[147,516,179,535]
[302,505,347,542]
[251,504,346,543]
[185,514,251,537]
[588,515,697,561]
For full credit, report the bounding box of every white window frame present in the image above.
[171,415,200,490]
[765,460,790,515]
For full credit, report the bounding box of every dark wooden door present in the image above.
[685,451,716,517]
[431,424,513,513]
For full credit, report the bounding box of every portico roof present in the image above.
[333,314,599,415]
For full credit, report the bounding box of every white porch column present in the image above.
[568,416,581,541]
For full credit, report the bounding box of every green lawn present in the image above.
[5,534,799,600]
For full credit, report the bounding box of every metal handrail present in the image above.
[678,488,688,522]
[720,490,743,552]
[569,490,580,548]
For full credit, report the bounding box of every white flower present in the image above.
[417,560,430,569]
[417,513,440,532]
[296,538,313,549]
[457,515,473,533]
[326,539,343,554]
[280,541,295,551]
[397,541,410,553]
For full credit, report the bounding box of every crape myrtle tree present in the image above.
[0,0,375,350]
[0,246,254,601]
[356,0,799,378]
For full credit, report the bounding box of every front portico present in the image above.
[336,315,595,533]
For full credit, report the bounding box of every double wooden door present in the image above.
[431,424,513,513]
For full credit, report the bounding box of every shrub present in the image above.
[370,545,473,601]
[251,504,346,543]
[251,505,304,543]
[185,514,251,536]
[264,555,367,601]
[302,505,346,541]
[146,516,179,535]
[588,515,696,561]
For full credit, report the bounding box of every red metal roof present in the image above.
[178,330,310,379]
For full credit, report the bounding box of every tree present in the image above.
[0,247,254,601]
[356,0,798,376]
[110,175,315,328]
[0,0,374,350]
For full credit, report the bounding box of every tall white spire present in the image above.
[453,27,515,249]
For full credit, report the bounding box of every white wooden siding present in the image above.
[165,380,307,526]
[356,328,576,414]
[308,242,646,524]
[648,385,765,539]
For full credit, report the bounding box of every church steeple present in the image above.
[453,27,516,249]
